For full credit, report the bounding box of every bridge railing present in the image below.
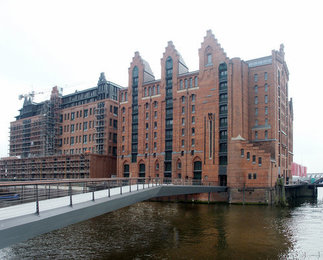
[0,177,218,213]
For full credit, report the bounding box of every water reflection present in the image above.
[1,188,322,259]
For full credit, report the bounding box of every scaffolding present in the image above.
[0,154,90,179]
[9,87,62,158]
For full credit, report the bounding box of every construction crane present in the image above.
[18,91,45,102]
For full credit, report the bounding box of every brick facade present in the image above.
[118,30,293,190]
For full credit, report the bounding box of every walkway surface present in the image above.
[0,183,226,249]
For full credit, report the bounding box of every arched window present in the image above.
[193,160,202,184]
[139,163,145,178]
[194,76,198,87]
[123,164,130,178]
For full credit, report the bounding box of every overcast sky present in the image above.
[0,0,322,172]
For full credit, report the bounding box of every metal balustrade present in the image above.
[0,178,218,214]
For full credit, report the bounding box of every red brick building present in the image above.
[4,73,122,178]
[117,30,293,199]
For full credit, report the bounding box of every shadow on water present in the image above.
[1,188,322,259]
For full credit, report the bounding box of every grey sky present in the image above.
[0,0,322,172]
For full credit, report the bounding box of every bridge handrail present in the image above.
[0,177,219,214]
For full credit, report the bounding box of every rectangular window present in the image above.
[265,130,268,140]
[114,106,118,116]
[182,118,185,125]
[146,112,149,120]
[146,133,148,140]
[182,106,185,114]
[180,80,183,90]
[194,76,198,87]
[252,155,256,163]
[265,83,268,92]
[84,109,88,118]
[265,118,268,125]
[255,120,258,126]
[182,128,185,136]
[154,132,157,139]
[83,135,87,144]
[113,120,118,129]
[265,107,268,115]
[192,127,195,135]
[181,139,185,147]
[192,105,195,113]
[241,149,244,157]
[265,95,268,104]
[254,85,258,94]
[71,112,75,121]
[189,78,192,88]
[192,116,195,124]
[248,173,252,180]
[253,173,257,179]
[255,131,258,140]
[264,72,268,81]
[154,142,157,149]
[185,79,188,89]
[154,122,157,129]
[192,138,195,147]
[207,53,212,65]
[71,124,74,133]
[70,137,74,145]
[77,111,79,118]
[254,74,258,82]
[83,122,88,131]
[157,85,160,94]
[154,111,157,118]
[255,108,258,116]
[255,96,258,105]
[247,152,250,160]
[258,157,262,166]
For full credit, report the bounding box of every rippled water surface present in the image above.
[1,188,322,259]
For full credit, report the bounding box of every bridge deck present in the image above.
[0,183,226,249]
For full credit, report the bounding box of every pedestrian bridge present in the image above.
[0,178,226,249]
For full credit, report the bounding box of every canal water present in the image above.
[1,188,322,259]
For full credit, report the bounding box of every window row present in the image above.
[254,118,269,126]
[181,94,196,103]
[254,95,268,104]
[120,92,128,102]
[63,108,94,121]
[63,121,95,133]
[241,149,262,166]
[254,72,268,82]
[254,84,268,94]
[63,134,95,145]
[179,76,198,90]
[63,147,95,155]
[181,139,195,147]
[254,130,269,140]
[255,107,268,116]
[143,85,160,97]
